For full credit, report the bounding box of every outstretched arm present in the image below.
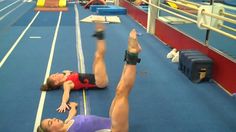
[57,81,74,113]
[64,102,78,123]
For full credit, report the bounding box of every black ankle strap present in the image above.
[92,30,104,40]
[124,50,141,65]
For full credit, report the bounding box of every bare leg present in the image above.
[93,23,109,88]
[110,29,141,132]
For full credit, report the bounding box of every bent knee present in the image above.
[96,78,109,88]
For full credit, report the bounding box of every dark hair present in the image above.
[40,78,60,91]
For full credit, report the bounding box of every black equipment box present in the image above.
[179,50,213,83]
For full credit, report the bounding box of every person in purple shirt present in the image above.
[37,25,142,132]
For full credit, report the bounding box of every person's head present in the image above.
[40,73,65,91]
[37,118,65,132]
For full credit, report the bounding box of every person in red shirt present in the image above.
[41,23,109,112]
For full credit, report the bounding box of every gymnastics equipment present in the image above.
[166,1,178,9]
[59,0,66,7]
[159,15,193,24]
[36,0,45,7]
[106,0,115,4]
[35,0,68,11]
[90,5,127,15]
[84,0,106,9]
[80,15,121,23]
[197,5,224,29]
[179,50,203,71]
[179,50,213,83]
[142,0,236,40]
[165,0,198,14]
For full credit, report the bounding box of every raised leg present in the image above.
[93,23,109,88]
[110,29,141,132]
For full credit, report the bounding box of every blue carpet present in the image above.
[0,27,25,60]
[0,2,34,30]
[1,2,236,132]
[12,5,36,26]
[60,4,76,27]
[42,8,80,121]
[32,12,60,27]
[0,26,55,131]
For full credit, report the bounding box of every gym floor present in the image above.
[0,0,236,132]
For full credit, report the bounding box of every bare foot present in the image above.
[128,29,142,53]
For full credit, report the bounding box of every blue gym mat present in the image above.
[1,1,236,132]
[90,5,127,15]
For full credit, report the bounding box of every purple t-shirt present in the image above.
[68,115,111,132]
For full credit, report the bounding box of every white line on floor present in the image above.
[33,12,62,132]
[0,11,40,68]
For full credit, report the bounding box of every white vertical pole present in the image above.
[147,0,159,34]
[115,0,119,6]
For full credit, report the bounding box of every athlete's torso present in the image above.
[66,73,97,90]
[67,115,111,132]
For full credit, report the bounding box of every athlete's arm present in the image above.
[57,81,74,113]
[65,102,78,123]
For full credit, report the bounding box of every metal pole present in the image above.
[205,0,214,45]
